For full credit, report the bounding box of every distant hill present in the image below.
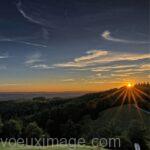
[0,92,86,101]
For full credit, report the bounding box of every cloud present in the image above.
[140,64,150,70]
[31,64,54,69]
[0,83,31,86]
[18,41,47,48]
[53,50,108,68]
[0,83,19,86]
[0,55,9,59]
[114,66,150,73]
[88,81,105,84]
[16,0,53,31]
[114,69,135,73]
[25,53,54,70]
[92,64,137,72]
[111,73,130,77]
[53,50,150,68]
[16,0,45,26]
[91,68,110,72]
[0,37,47,48]
[75,50,108,62]
[53,62,86,68]
[62,79,75,82]
[25,53,43,65]
[102,30,150,44]
[53,50,150,81]
[0,54,8,70]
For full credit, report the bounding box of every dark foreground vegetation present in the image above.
[0,84,149,150]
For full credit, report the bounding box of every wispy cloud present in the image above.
[0,37,47,48]
[102,30,150,44]
[114,69,135,73]
[0,83,31,86]
[91,67,110,72]
[16,0,45,26]
[0,83,19,86]
[0,54,9,59]
[25,53,43,65]
[75,50,108,62]
[114,66,150,73]
[31,64,54,69]
[0,54,8,70]
[92,64,137,72]
[1,1,48,48]
[18,41,47,48]
[62,79,75,82]
[54,62,85,68]
[25,52,53,70]
[53,50,108,68]
[53,50,150,68]
[88,81,105,84]
[140,64,150,70]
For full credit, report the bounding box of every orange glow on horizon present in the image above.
[0,82,124,92]
[0,80,147,93]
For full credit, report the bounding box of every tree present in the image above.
[25,122,43,139]
[127,120,149,150]
[100,121,121,138]
[61,120,81,139]
[3,119,22,138]
[45,119,59,138]
[0,116,3,134]
[117,135,133,150]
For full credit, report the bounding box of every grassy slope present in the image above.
[0,143,106,150]
[82,105,150,149]
[81,104,150,139]
[94,104,150,128]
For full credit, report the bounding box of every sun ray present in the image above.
[100,87,124,101]
[131,90,143,119]
[133,89,147,102]
[134,87,150,98]
[120,88,128,108]
[111,89,126,105]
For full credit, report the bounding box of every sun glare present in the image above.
[127,83,133,88]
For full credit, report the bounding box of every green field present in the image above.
[0,143,106,150]
[86,104,150,130]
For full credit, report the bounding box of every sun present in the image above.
[127,82,133,88]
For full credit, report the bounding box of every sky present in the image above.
[0,0,149,92]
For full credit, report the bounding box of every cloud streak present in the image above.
[0,37,47,48]
[0,54,9,59]
[31,64,54,69]
[53,50,150,68]
[0,83,31,86]
[25,52,53,69]
[102,30,150,44]
[25,53,43,65]
[75,50,108,62]
[16,0,45,26]
[62,79,75,82]
[92,64,137,72]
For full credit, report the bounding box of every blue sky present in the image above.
[0,0,149,92]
